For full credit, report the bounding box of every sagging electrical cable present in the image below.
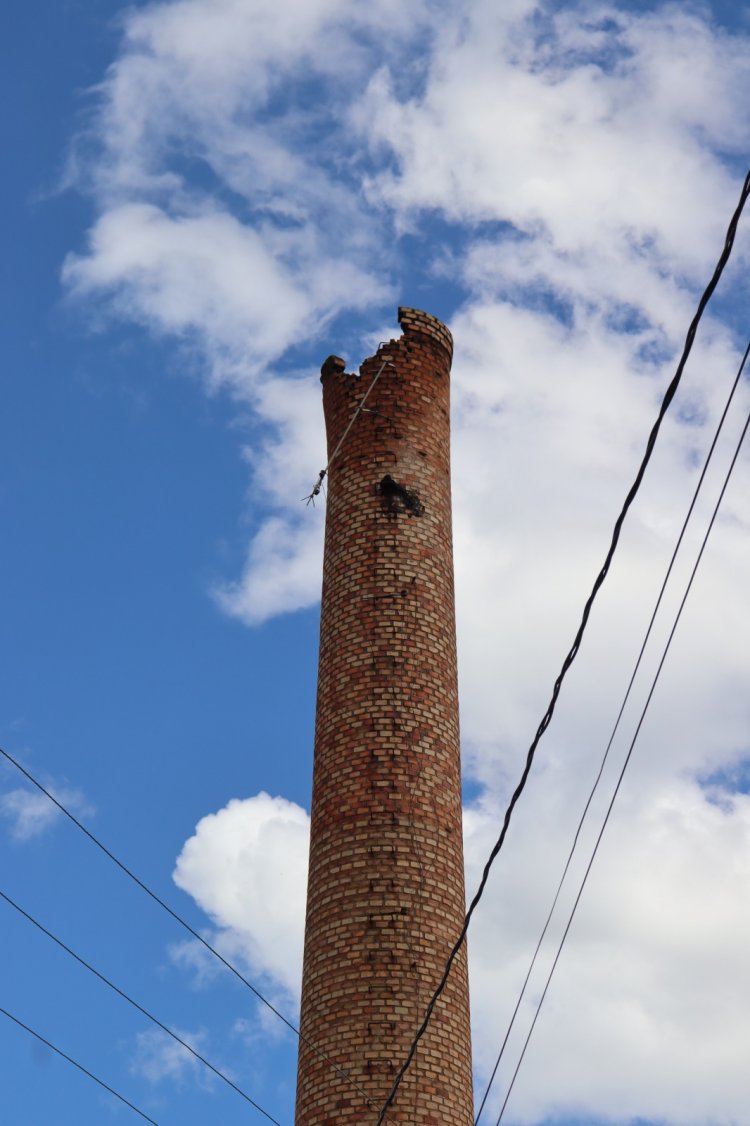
[1,889,283,1124]
[0,746,390,1121]
[0,1003,160,1125]
[494,397,750,1124]
[474,334,750,1124]
[376,168,750,1125]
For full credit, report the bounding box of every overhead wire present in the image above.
[474,335,750,1124]
[0,746,295,1024]
[493,396,750,1124]
[376,168,750,1125]
[0,889,282,1124]
[0,746,386,1120]
[0,1003,160,1125]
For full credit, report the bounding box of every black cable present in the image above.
[377,169,750,1124]
[474,336,750,1123]
[0,1003,160,1125]
[0,747,294,1025]
[0,890,282,1125]
[0,746,382,1116]
[495,402,750,1124]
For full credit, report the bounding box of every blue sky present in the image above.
[2,2,750,1124]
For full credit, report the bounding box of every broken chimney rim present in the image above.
[319,306,453,383]
[320,354,347,382]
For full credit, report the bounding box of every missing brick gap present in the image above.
[378,475,425,517]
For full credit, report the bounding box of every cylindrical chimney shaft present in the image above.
[295,308,473,1125]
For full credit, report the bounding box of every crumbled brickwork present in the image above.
[295,310,473,1125]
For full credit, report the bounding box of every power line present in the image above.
[474,335,750,1123]
[494,398,750,1125]
[0,747,293,1025]
[0,889,282,1125]
[0,1003,160,1125]
[376,168,750,1125]
[0,746,382,1118]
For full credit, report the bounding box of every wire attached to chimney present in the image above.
[304,358,393,504]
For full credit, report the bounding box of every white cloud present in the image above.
[63,204,388,396]
[464,775,750,1124]
[449,296,750,781]
[233,1006,289,1046]
[64,205,310,370]
[130,1026,208,1087]
[167,744,750,1123]
[0,785,92,842]
[213,516,325,625]
[359,6,749,272]
[167,937,226,990]
[173,793,309,1002]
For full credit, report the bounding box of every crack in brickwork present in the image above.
[295,309,473,1125]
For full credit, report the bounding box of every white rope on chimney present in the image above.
[304,358,394,504]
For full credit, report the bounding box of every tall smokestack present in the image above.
[295,307,473,1124]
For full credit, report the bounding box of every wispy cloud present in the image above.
[167,937,227,990]
[0,784,92,842]
[130,1026,209,1088]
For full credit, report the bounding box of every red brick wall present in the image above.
[295,308,473,1125]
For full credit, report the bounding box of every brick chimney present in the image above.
[295,308,473,1124]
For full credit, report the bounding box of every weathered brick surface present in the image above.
[295,308,473,1125]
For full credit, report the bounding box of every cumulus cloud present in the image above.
[173,793,309,1002]
[213,517,325,625]
[463,771,750,1123]
[65,1,750,1121]
[170,752,750,1122]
